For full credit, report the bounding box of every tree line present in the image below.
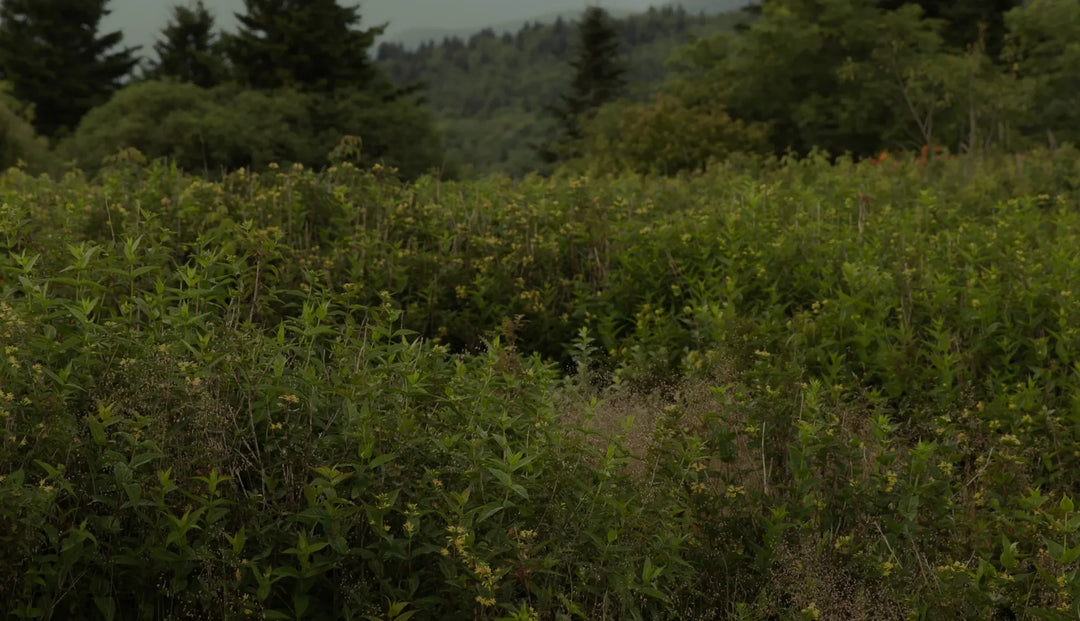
[0,0,447,178]
[0,0,1076,180]
[375,5,742,177]
[557,0,1080,176]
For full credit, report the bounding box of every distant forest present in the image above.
[375,6,751,177]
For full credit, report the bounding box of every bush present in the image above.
[574,94,769,176]
[58,81,449,179]
[0,84,52,173]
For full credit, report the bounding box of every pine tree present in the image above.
[149,0,227,87]
[224,0,386,92]
[0,0,138,137]
[538,7,625,163]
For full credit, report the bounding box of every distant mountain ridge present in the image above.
[388,0,749,50]
[390,9,638,50]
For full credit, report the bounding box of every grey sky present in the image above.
[103,0,659,59]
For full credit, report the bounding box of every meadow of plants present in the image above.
[3,147,1080,620]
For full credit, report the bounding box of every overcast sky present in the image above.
[103,0,659,59]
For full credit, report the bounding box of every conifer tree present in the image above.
[0,0,138,137]
[223,0,386,92]
[539,6,626,163]
[149,0,227,88]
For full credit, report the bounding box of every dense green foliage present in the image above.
[875,0,1024,56]
[4,150,1080,618]
[56,81,448,180]
[0,0,138,138]
[1003,0,1080,147]
[572,93,769,176]
[146,0,228,88]
[6,1,1080,619]
[0,84,51,172]
[588,0,1077,174]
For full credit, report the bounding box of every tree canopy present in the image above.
[224,0,387,92]
[148,0,228,88]
[0,0,138,138]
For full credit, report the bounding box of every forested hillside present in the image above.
[375,6,751,176]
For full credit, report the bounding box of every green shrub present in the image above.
[0,83,52,173]
[58,81,448,179]
[574,94,769,176]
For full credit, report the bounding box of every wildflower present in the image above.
[475,596,496,607]
[881,561,896,576]
[884,470,898,493]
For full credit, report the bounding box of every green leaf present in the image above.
[226,527,247,555]
[93,596,116,621]
[1000,536,1019,570]
[368,452,396,470]
[294,593,309,619]
[474,502,504,524]
[487,466,513,489]
[88,417,106,446]
[1044,538,1066,563]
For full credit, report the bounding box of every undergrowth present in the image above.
[2,148,1080,619]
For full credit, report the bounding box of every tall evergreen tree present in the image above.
[149,0,227,88]
[223,0,386,92]
[538,6,626,163]
[0,0,138,138]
